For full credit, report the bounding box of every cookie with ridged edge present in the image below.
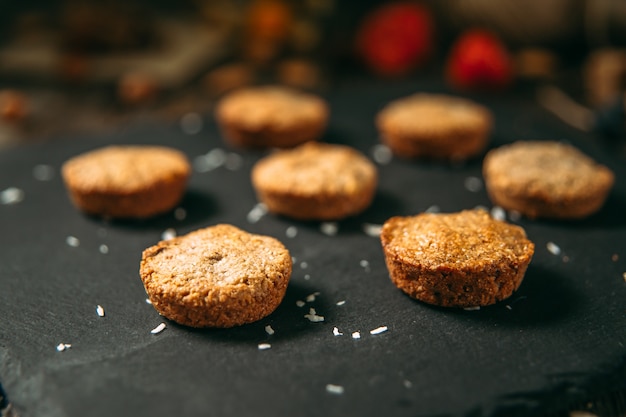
[251,141,378,220]
[140,224,292,328]
[215,85,328,149]
[483,141,614,219]
[380,209,534,308]
[376,93,492,160]
[62,145,190,219]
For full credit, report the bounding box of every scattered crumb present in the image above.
[320,222,339,236]
[247,203,268,224]
[56,343,72,352]
[66,236,80,247]
[464,176,483,192]
[306,292,320,302]
[371,144,393,165]
[490,206,506,221]
[150,323,166,334]
[425,205,440,213]
[296,300,305,307]
[0,187,24,205]
[145,298,152,304]
[225,153,243,171]
[194,148,226,173]
[547,241,561,255]
[463,306,481,311]
[286,226,298,238]
[99,244,109,254]
[336,300,346,306]
[369,326,388,335]
[333,327,343,336]
[161,228,176,241]
[180,112,203,135]
[351,331,361,339]
[96,305,105,317]
[33,164,55,181]
[326,384,345,395]
[265,325,275,335]
[258,343,272,350]
[174,207,187,221]
[362,223,382,237]
[300,261,308,269]
[304,307,324,322]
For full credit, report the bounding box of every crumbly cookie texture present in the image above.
[251,141,378,220]
[380,209,534,307]
[140,224,292,328]
[376,93,492,160]
[215,85,328,148]
[62,145,190,218]
[483,141,615,219]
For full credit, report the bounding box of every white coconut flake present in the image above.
[336,300,346,306]
[66,236,80,247]
[403,380,413,389]
[326,384,345,395]
[96,305,105,317]
[547,242,561,256]
[1,187,24,205]
[296,300,305,307]
[333,327,343,336]
[265,325,275,335]
[490,206,506,221]
[306,292,320,302]
[180,112,203,135]
[505,305,513,310]
[161,228,176,241]
[258,343,272,350]
[464,176,483,192]
[99,244,109,254]
[145,298,152,304]
[304,307,325,322]
[369,326,388,335]
[33,164,55,181]
[362,223,382,237]
[351,331,361,339]
[425,205,440,213]
[371,144,393,165]
[464,306,481,311]
[304,274,311,280]
[247,203,268,224]
[300,261,308,269]
[56,343,72,352]
[320,222,338,236]
[193,148,226,173]
[174,207,187,221]
[286,226,298,238]
[150,323,167,334]
[225,153,243,171]
[360,259,370,272]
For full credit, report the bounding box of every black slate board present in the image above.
[1,80,625,417]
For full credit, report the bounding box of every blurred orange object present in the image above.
[245,0,292,42]
[356,2,434,77]
[446,29,513,90]
[0,90,28,123]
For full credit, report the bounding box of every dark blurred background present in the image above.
[0,0,624,150]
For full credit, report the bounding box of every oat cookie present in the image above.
[483,141,615,219]
[140,224,292,328]
[380,209,534,307]
[62,145,190,218]
[215,85,328,148]
[376,93,492,160]
[251,142,378,220]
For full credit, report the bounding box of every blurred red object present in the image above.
[446,29,513,90]
[356,2,434,77]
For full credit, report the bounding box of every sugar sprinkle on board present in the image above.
[265,325,275,335]
[96,305,105,317]
[258,343,271,350]
[333,327,343,336]
[326,384,345,395]
[369,326,388,335]
[351,331,361,339]
[547,242,561,256]
[56,343,72,352]
[0,187,24,205]
[66,236,80,247]
[150,323,167,335]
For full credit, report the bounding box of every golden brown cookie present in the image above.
[380,209,534,308]
[62,145,190,218]
[215,85,328,148]
[140,224,292,328]
[483,141,615,219]
[251,142,378,220]
[376,93,493,160]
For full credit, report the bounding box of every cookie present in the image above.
[62,145,190,218]
[251,142,378,220]
[140,224,292,328]
[215,85,328,148]
[380,209,534,308]
[376,93,492,160]
[483,141,615,219]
